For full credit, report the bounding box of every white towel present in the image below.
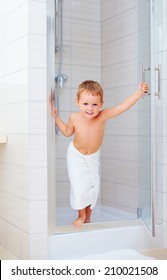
[66,141,100,210]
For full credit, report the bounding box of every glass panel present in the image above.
[137,0,163,235]
[47,0,57,234]
[155,0,163,224]
[137,0,152,233]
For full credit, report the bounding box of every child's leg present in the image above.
[73,208,86,228]
[85,205,92,223]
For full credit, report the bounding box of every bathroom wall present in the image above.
[101,0,138,214]
[55,0,138,214]
[55,0,101,208]
[0,0,47,259]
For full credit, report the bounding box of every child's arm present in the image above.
[55,114,74,137]
[50,102,74,137]
[103,82,148,120]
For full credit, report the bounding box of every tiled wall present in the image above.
[55,0,101,208]
[55,0,138,214]
[0,0,47,259]
[101,0,138,214]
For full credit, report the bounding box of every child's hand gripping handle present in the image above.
[139,81,149,97]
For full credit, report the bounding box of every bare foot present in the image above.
[85,205,92,224]
[72,216,86,228]
[84,219,91,223]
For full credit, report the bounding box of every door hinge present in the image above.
[137,208,142,218]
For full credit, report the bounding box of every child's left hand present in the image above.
[139,82,149,96]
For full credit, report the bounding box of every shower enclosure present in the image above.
[47,0,162,236]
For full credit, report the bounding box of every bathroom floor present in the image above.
[0,244,167,260]
[0,245,18,260]
[140,248,167,260]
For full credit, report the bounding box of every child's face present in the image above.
[76,91,103,119]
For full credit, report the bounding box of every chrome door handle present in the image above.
[142,64,151,95]
[155,65,160,99]
[142,64,151,81]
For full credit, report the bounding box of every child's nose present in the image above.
[88,105,93,110]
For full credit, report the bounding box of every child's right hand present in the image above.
[53,107,58,118]
[49,96,58,118]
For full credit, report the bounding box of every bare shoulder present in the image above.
[100,106,123,120]
[70,112,80,120]
[100,108,113,120]
[69,112,80,124]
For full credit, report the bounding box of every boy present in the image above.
[51,80,148,228]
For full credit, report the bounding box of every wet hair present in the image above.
[77,80,103,102]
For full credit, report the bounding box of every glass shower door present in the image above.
[137,0,152,234]
[137,0,161,235]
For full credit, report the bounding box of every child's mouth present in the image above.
[86,112,93,115]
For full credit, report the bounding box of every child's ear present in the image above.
[100,101,104,111]
[76,98,79,106]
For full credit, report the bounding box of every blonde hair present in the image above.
[77,80,103,102]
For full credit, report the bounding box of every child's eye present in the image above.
[83,103,88,105]
[93,104,98,106]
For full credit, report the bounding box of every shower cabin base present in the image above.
[48,221,164,259]
[56,205,136,226]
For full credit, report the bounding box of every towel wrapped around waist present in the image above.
[66,141,100,210]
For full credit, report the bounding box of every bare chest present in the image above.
[74,119,105,138]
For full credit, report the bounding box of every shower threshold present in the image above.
[48,221,164,259]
